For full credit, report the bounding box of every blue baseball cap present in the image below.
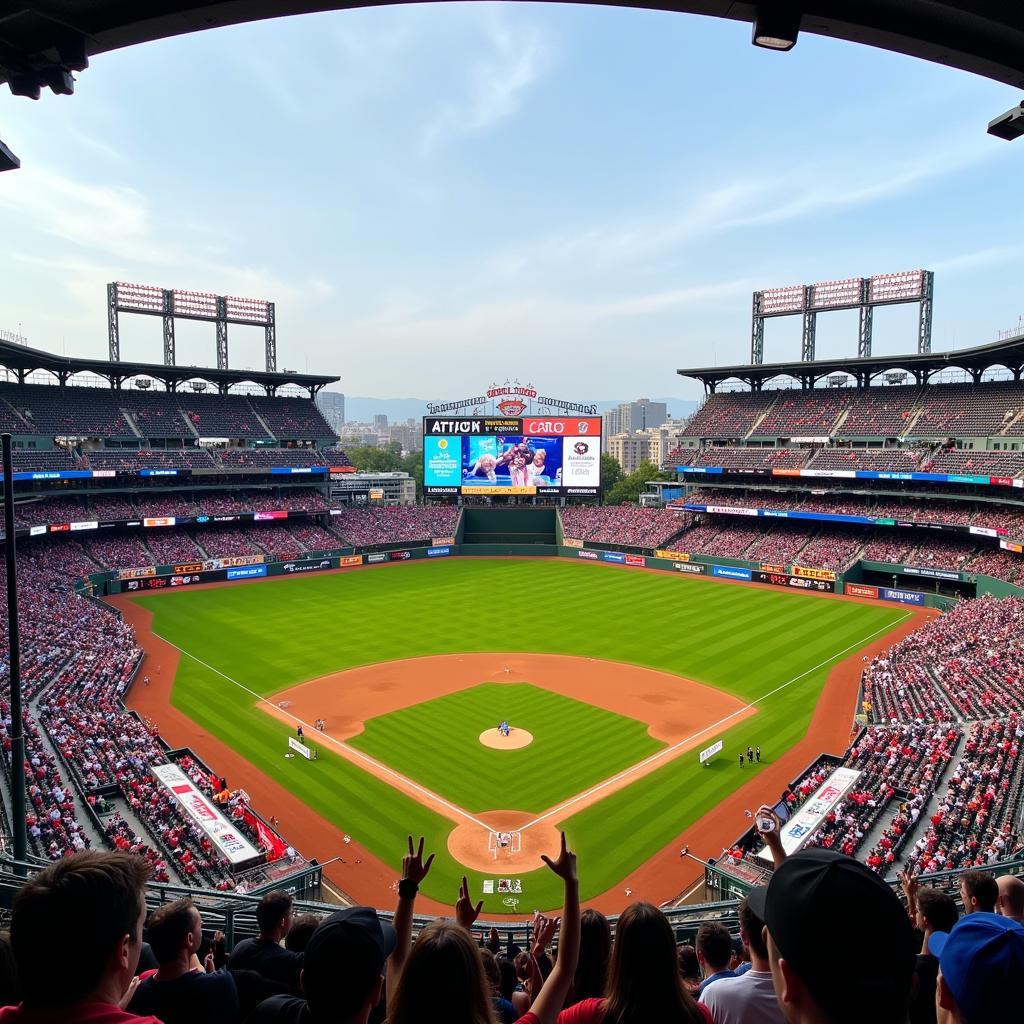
[928,911,1024,1021]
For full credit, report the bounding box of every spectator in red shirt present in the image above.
[0,851,159,1024]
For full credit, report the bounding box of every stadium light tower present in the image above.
[0,137,20,172]
[988,101,1024,140]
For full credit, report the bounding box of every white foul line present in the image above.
[153,611,910,838]
[151,634,494,831]
[516,612,912,832]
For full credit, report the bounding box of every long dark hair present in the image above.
[569,909,612,1005]
[600,903,704,1024]
[386,922,496,1024]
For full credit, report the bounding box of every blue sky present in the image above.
[0,3,1021,401]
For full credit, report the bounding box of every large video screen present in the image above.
[423,416,601,497]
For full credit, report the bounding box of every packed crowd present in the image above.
[863,596,1024,723]
[558,506,688,550]
[2,818,1021,1024]
[903,716,1023,876]
[332,507,461,548]
[682,379,1024,443]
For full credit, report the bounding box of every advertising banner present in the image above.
[792,565,837,582]
[624,554,645,566]
[119,566,157,580]
[254,510,288,521]
[143,516,176,528]
[203,554,265,570]
[577,550,599,560]
[339,555,364,567]
[752,570,832,592]
[760,563,785,573]
[432,536,456,547]
[562,538,584,549]
[560,436,600,488]
[757,766,862,862]
[699,740,723,764]
[366,552,388,563]
[881,587,926,605]
[656,549,689,562]
[712,565,752,581]
[427,546,451,557]
[280,559,334,574]
[845,583,879,599]
[423,435,464,489]
[151,763,260,864]
[1001,540,1024,554]
[673,562,707,575]
[69,520,98,532]
[170,573,203,587]
[389,550,411,561]
[139,469,180,477]
[602,552,626,563]
[227,565,267,580]
[288,736,313,760]
[173,563,204,574]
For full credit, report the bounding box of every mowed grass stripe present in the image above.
[138,558,907,912]
[349,683,663,813]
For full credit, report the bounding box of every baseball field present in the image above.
[120,557,918,914]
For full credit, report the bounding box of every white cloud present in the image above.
[420,14,550,154]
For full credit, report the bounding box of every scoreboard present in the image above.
[423,416,601,498]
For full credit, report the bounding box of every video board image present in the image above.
[464,435,562,488]
[423,417,601,496]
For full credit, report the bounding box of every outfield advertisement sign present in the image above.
[562,538,584,548]
[151,763,260,865]
[366,553,388,563]
[900,565,962,581]
[673,562,707,575]
[340,555,365,566]
[427,546,451,557]
[880,587,925,606]
[577,550,599,560]
[845,583,879,599]
[712,565,752,581]
[757,766,862,862]
[624,554,645,566]
[752,570,833,593]
[227,565,267,580]
[602,552,626,563]
[280,559,333,574]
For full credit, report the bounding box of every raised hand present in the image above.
[402,834,435,884]
[533,912,560,951]
[540,831,577,883]
[455,875,483,929]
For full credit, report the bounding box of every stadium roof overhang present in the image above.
[677,334,1024,392]
[0,338,339,396]
[2,2,1023,91]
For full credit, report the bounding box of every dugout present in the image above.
[460,507,557,555]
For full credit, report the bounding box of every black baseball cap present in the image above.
[747,849,915,1013]
[302,907,398,1020]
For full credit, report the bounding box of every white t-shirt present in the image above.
[699,969,784,1024]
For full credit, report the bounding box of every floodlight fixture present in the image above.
[752,3,801,51]
[0,137,20,172]
[988,102,1024,141]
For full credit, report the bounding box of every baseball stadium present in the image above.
[1,4,1023,1024]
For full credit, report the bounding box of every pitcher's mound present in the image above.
[480,728,533,749]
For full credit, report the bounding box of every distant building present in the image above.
[608,432,654,474]
[603,399,668,451]
[373,414,389,431]
[315,392,345,432]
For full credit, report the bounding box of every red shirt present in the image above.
[555,996,712,1024]
[0,1003,162,1024]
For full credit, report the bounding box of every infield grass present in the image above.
[348,682,664,813]
[135,558,907,912]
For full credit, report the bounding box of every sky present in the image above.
[0,3,1021,403]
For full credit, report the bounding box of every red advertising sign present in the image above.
[624,554,645,566]
[845,583,879,599]
[522,417,602,436]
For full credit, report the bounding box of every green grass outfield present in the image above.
[135,558,908,912]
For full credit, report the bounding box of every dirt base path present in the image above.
[109,580,935,917]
